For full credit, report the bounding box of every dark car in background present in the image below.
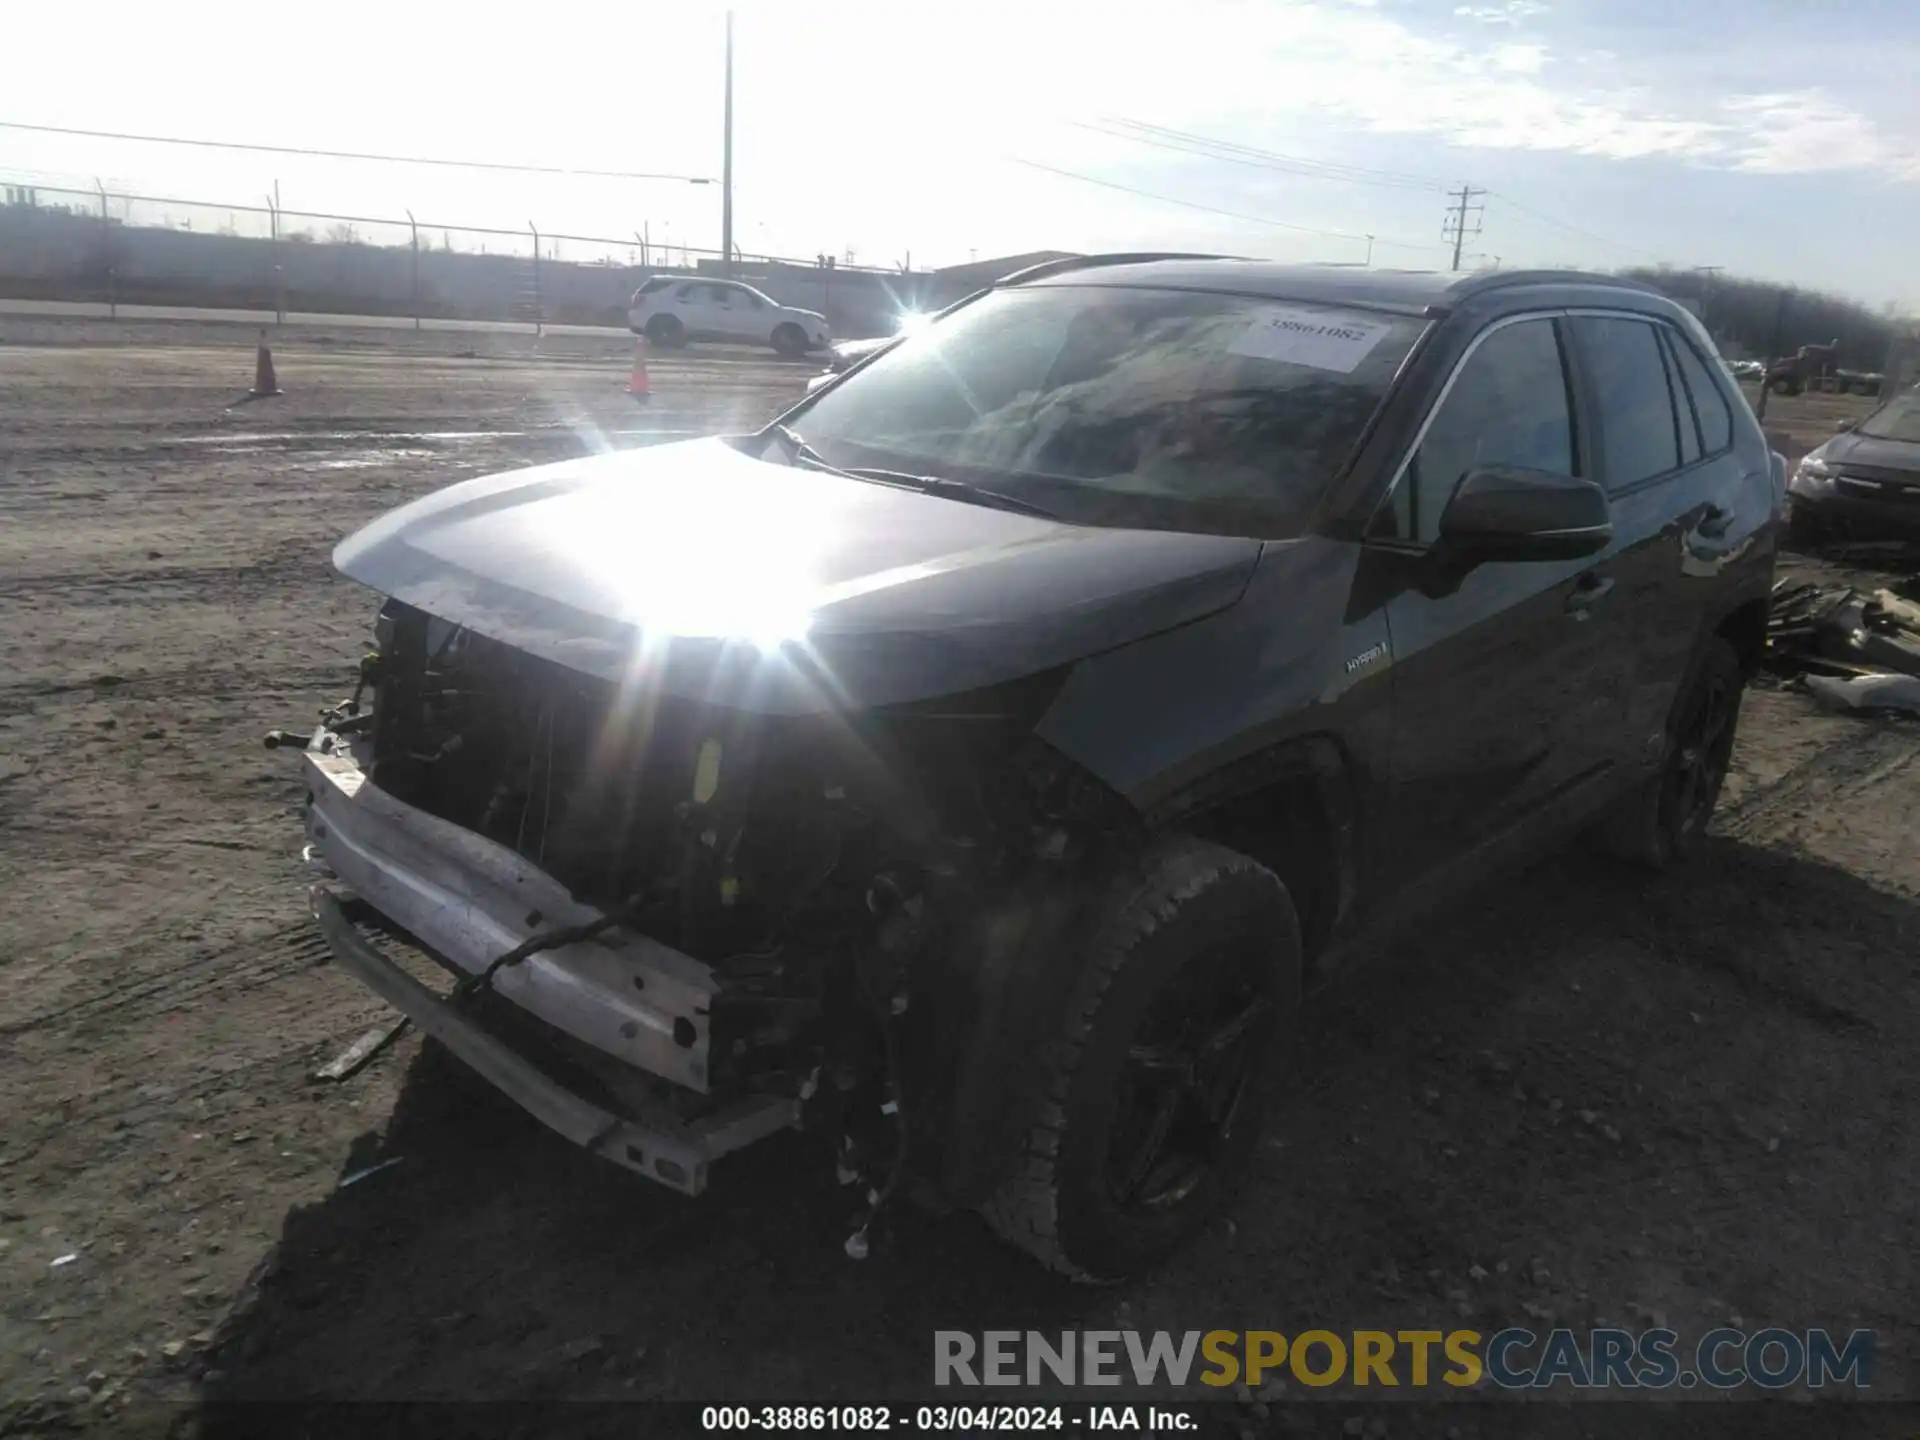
[1788,386,1920,542]
[296,256,1780,1280]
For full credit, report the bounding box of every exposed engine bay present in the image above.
[317,598,1135,1225]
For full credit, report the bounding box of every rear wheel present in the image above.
[644,314,686,349]
[981,837,1301,1281]
[1592,638,1744,871]
[772,323,809,358]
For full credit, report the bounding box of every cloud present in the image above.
[1489,43,1547,74]
[1721,92,1920,180]
[1134,2,1919,181]
[1454,1,1549,24]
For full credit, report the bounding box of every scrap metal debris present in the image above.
[309,1016,410,1083]
[1767,578,1920,711]
[337,1156,405,1190]
[1805,673,1920,717]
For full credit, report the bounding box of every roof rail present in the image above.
[993,252,1235,287]
[1458,268,1652,294]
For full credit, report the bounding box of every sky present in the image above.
[6,0,1919,307]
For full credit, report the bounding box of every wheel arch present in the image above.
[1715,594,1769,680]
[925,735,1357,1208]
[1138,733,1359,963]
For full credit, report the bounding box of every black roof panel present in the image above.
[1011,256,1665,316]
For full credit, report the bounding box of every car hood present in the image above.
[1817,430,1920,476]
[786,308,828,325]
[332,438,1262,714]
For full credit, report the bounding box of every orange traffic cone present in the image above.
[250,329,282,398]
[627,337,651,400]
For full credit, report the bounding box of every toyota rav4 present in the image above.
[292,256,1780,1280]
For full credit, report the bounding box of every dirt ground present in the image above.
[2,318,1917,1435]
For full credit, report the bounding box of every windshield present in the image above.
[785,283,1425,537]
[1857,389,1920,444]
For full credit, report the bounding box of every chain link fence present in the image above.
[0,179,914,332]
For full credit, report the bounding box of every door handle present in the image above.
[1566,573,1615,615]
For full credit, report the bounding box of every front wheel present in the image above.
[1591,637,1744,870]
[981,837,1301,1282]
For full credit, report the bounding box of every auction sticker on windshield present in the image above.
[1229,305,1394,373]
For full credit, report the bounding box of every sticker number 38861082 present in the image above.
[1228,306,1395,374]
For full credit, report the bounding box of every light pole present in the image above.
[721,8,734,276]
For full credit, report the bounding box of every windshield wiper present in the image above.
[762,428,1058,519]
[840,468,1060,520]
[761,422,831,468]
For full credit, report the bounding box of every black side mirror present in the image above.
[1834,418,1855,433]
[1437,465,1612,563]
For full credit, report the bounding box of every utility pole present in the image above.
[1694,264,1723,332]
[1755,287,1791,424]
[721,8,734,277]
[1442,185,1485,273]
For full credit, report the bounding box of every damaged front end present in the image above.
[294,596,1134,1218]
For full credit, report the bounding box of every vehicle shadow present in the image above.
[191,832,1920,1415]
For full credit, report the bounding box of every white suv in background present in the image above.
[628,277,831,357]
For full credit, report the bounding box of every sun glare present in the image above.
[531,459,824,650]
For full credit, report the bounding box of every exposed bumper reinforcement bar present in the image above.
[301,746,717,1092]
[312,889,799,1196]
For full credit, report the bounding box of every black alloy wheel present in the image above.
[1106,939,1275,1216]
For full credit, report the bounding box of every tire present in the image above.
[980,836,1302,1282]
[644,314,685,349]
[1591,638,1744,871]
[771,323,808,358]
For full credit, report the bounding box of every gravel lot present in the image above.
[1,317,1915,1436]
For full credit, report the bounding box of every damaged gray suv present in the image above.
[293,256,1779,1280]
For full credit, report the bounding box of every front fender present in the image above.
[913,870,1100,1208]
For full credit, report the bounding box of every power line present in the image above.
[1082,115,1672,269]
[1482,192,1663,261]
[0,120,714,184]
[1006,156,1449,255]
[1086,117,1452,194]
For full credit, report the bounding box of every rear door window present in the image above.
[1569,316,1682,491]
